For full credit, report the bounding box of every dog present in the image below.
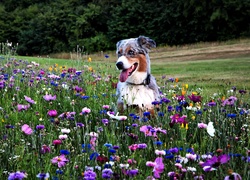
[115,36,160,115]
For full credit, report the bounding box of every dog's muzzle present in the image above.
[116,61,124,70]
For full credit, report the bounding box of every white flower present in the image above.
[119,163,129,169]
[187,167,197,172]
[155,149,166,156]
[61,128,70,134]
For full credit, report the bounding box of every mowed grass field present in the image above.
[11,39,250,93]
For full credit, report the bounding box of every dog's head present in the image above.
[116,36,156,84]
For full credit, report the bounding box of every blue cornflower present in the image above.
[104,143,113,148]
[196,110,202,115]
[227,114,237,118]
[154,141,163,146]
[56,169,63,174]
[158,112,164,117]
[90,152,99,160]
[109,149,116,153]
[60,149,70,155]
[168,106,173,112]
[152,100,160,105]
[176,106,182,112]
[36,172,50,179]
[82,144,91,153]
[81,95,89,100]
[165,155,174,159]
[143,111,150,116]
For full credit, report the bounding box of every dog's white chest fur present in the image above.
[117,82,155,110]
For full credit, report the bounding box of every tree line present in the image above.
[0,0,249,56]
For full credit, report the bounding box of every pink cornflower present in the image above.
[81,107,91,115]
[146,161,156,167]
[198,123,207,129]
[51,154,69,168]
[102,105,110,109]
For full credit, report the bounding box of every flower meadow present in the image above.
[0,57,249,180]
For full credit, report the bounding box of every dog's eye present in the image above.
[117,51,122,57]
[127,50,135,56]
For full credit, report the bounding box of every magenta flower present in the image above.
[188,94,202,103]
[43,94,56,101]
[47,110,57,117]
[170,114,187,127]
[52,139,62,145]
[153,157,164,178]
[41,144,51,154]
[51,154,69,168]
[24,95,35,104]
[128,144,138,152]
[21,124,33,135]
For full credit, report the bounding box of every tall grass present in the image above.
[0,49,249,180]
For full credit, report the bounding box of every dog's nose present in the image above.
[116,61,124,70]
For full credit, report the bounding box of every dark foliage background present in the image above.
[0,0,249,55]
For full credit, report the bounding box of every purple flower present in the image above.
[207,101,216,106]
[169,147,179,154]
[84,169,96,180]
[24,95,35,104]
[102,168,113,179]
[201,154,230,169]
[138,143,147,149]
[8,171,27,180]
[126,169,139,177]
[43,94,56,101]
[161,97,171,104]
[102,119,109,125]
[36,125,45,130]
[36,172,50,179]
[76,122,84,127]
[222,96,237,106]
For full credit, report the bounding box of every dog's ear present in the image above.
[116,40,122,50]
[137,36,156,51]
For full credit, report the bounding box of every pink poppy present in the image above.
[153,157,164,178]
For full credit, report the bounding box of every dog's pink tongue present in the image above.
[119,69,129,82]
